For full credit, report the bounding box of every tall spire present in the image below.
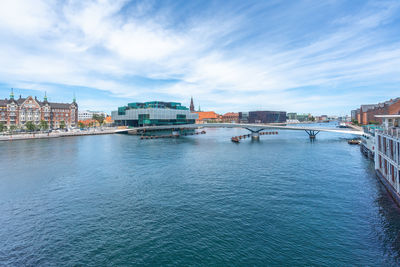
[10,88,14,100]
[73,92,76,103]
[190,96,194,112]
[44,91,47,102]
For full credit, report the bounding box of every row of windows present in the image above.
[378,155,400,193]
[378,135,400,164]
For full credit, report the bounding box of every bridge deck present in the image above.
[115,123,364,135]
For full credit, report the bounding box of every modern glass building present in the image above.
[111,101,198,127]
[239,111,287,123]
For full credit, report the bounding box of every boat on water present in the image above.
[348,139,361,145]
[231,137,240,143]
[338,122,348,128]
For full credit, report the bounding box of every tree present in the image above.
[39,120,49,131]
[60,120,65,129]
[92,114,105,125]
[78,122,85,129]
[9,125,17,135]
[0,123,4,132]
[25,121,36,132]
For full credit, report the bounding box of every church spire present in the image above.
[190,96,194,112]
[73,92,76,103]
[44,91,47,102]
[10,88,14,100]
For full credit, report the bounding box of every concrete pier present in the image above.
[251,132,260,140]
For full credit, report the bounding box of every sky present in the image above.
[0,0,399,115]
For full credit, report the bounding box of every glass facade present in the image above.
[239,111,286,123]
[112,101,198,127]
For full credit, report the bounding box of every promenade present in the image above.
[0,128,117,141]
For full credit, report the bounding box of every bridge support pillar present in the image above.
[305,130,320,140]
[251,131,260,140]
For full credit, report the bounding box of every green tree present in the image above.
[0,122,4,132]
[78,121,85,129]
[25,121,36,132]
[60,120,65,129]
[92,114,105,125]
[9,125,17,135]
[39,120,49,131]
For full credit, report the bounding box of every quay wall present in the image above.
[0,129,116,142]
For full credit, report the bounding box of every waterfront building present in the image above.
[0,90,78,129]
[354,98,400,125]
[239,112,249,123]
[111,101,198,127]
[374,115,400,205]
[320,115,328,121]
[239,111,286,124]
[222,112,239,123]
[351,109,359,121]
[195,111,222,123]
[78,110,108,121]
[287,113,297,120]
[297,113,311,122]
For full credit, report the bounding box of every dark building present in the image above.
[239,111,286,123]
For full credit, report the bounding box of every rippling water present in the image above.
[1,126,400,266]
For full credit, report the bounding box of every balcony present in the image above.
[377,128,400,139]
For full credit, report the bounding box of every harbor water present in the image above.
[1,126,400,266]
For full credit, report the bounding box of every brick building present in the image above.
[354,98,400,125]
[0,90,78,129]
[222,112,239,123]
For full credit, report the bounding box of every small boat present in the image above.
[231,137,240,143]
[348,139,360,145]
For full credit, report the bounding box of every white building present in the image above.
[78,110,107,121]
[375,115,400,205]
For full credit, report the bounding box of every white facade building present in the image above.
[375,115,400,205]
[78,110,107,121]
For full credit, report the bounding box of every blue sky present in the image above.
[0,0,399,115]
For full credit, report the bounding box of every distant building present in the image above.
[222,112,239,123]
[78,110,107,121]
[287,113,297,120]
[239,112,249,123]
[0,89,78,129]
[239,111,286,123]
[320,115,328,121]
[354,98,400,125]
[297,114,311,122]
[195,111,221,123]
[351,109,358,121]
[111,101,198,127]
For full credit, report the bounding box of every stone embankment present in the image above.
[0,128,117,142]
[348,124,363,132]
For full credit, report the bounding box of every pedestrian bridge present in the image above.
[115,123,364,139]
